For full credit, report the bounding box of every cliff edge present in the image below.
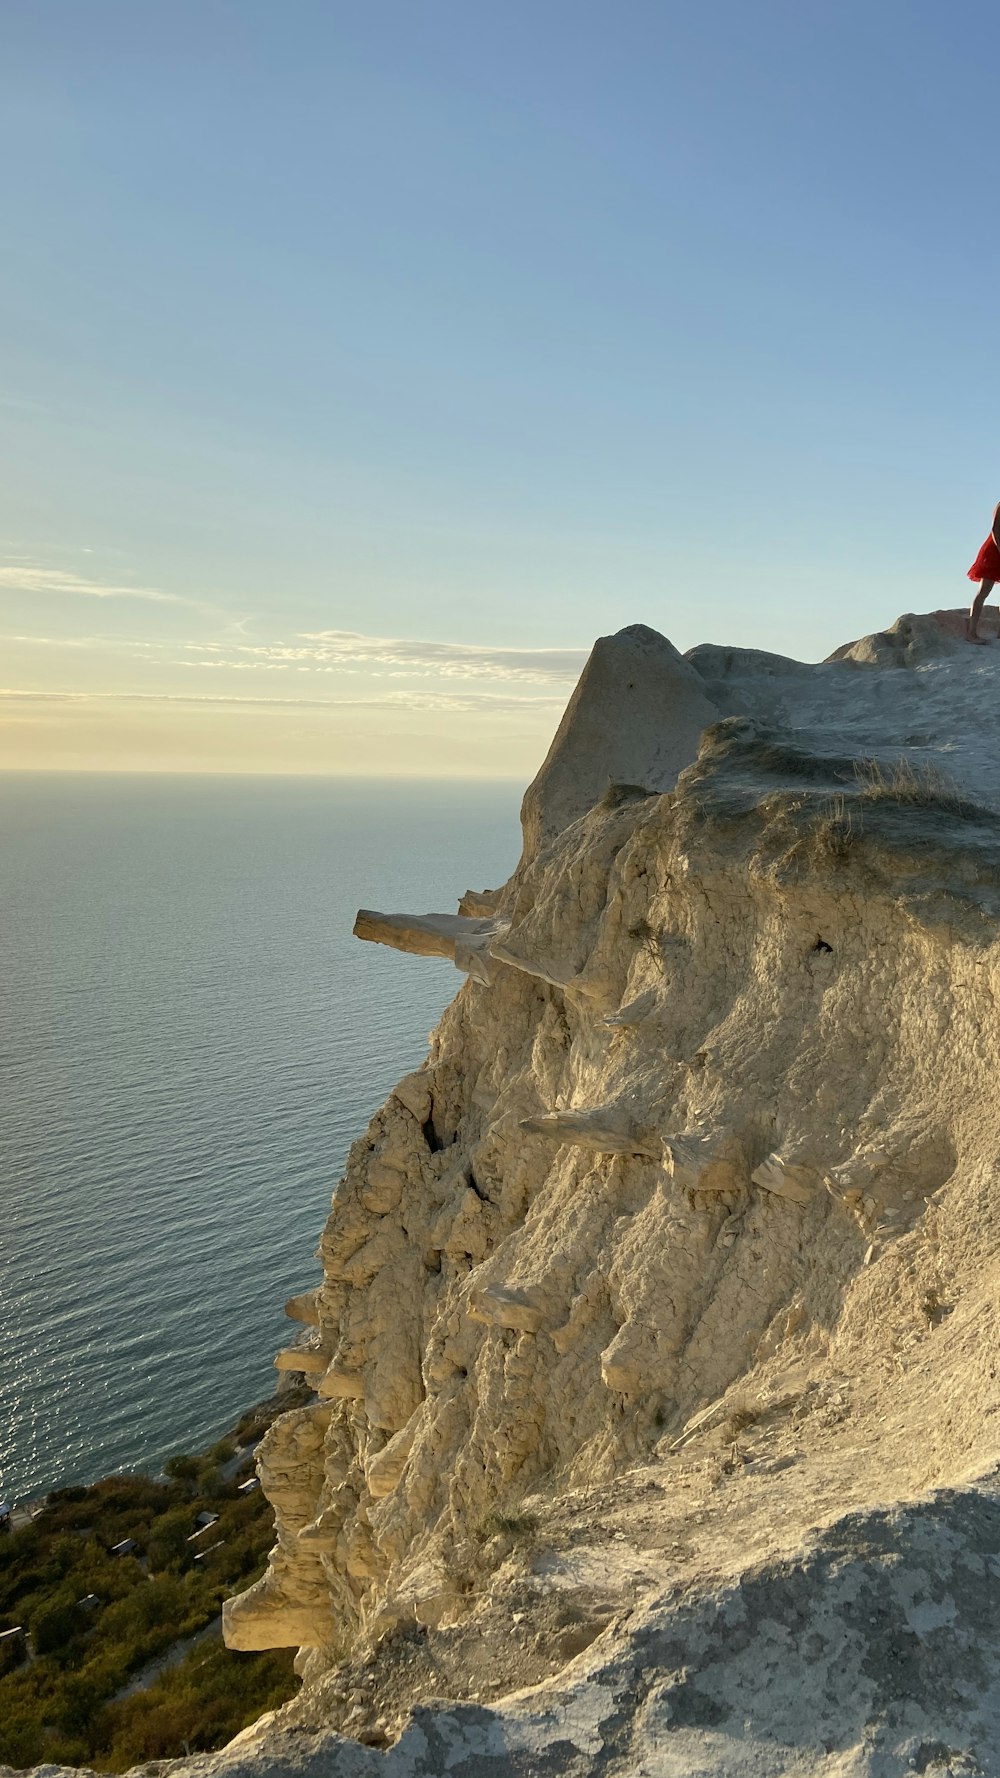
[14,611,1000,1778]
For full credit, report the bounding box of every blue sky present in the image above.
[1,0,996,773]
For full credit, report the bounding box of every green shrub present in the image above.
[147,1508,195,1573]
[0,1438,291,1769]
[163,1454,200,1483]
[0,1630,27,1677]
[29,1597,86,1656]
[94,1637,296,1770]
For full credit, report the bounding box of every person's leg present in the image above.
[968,579,996,640]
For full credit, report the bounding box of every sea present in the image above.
[0,774,522,1505]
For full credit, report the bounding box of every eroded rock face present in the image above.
[221,618,996,1671]
[209,618,1000,1774]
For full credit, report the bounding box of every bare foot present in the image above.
[969,633,992,646]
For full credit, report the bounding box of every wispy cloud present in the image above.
[300,630,587,681]
[3,626,586,703]
[2,632,165,650]
[0,687,564,715]
[186,630,589,683]
[0,565,198,607]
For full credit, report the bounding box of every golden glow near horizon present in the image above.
[0,563,587,776]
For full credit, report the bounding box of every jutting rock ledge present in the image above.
[16,612,1000,1778]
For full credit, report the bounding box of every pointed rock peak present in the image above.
[519,623,718,859]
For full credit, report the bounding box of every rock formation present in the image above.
[216,614,1000,1774]
[518,622,718,858]
[15,612,1000,1778]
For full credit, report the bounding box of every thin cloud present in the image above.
[0,564,199,608]
[181,630,588,684]
[4,625,585,694]
[0,687,564,715]
[2,632,165,650]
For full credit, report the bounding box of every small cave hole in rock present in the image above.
[422,1115,444,1153]
[813,937,834,954]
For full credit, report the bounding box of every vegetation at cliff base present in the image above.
[0,1436,299,1771]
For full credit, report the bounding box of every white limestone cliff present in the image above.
[215,616,1000,1774]
[213,618,1000,1774]
[15,612,1000,1778]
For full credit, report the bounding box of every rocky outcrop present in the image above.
[101,617,1000,1774]
[520,622,718,858]
[826,609,967,666]
[351,910,503,972]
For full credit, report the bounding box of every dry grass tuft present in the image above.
[725,1403,759,1438]
[810,792,855,862]
[474,1511,539,1545]
[807,756,974,864]
[851,757,964,809]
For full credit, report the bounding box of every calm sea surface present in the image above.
[0,774,521,1503]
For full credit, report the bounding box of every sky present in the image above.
[1,0,997,777]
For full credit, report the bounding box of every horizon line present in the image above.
[0,765,529,784]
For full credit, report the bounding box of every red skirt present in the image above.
[968,534,1000,582]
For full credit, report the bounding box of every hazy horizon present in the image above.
[0,764,529,781]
